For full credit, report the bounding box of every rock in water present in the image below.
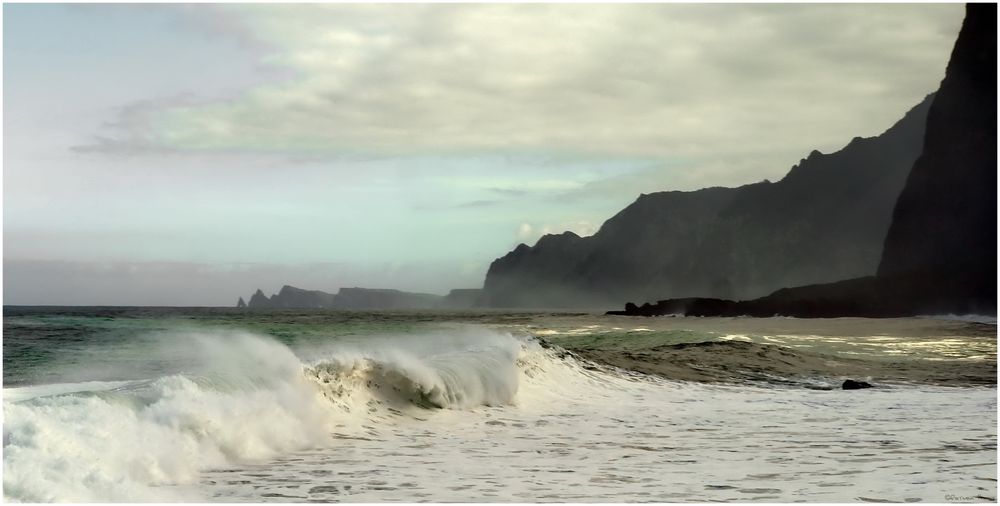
[842,380,873,390]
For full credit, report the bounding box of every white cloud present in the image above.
[515,220,599,246]
[86,3,962,171]
[516,223,535,242]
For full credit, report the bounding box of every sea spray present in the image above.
[305,329,523,410]
[3,331,336,502]
[2,327,575,502]
[4,310,995,502]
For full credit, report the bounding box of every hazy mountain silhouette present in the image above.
[244,285,442,310]
[240,285,484,310]
[483,94,934,308]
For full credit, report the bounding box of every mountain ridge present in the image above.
[610,3,996,318]
[483,91,935,308]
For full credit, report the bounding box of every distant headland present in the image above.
[237,285,482,310]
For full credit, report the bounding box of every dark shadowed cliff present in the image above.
[876,2,996,300]
[613,3,996,318]
[484,94,934,308]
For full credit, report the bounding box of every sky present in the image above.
[3,3,965,306]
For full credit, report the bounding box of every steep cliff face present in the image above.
[611,4,997,318]
[484,94,933,308]
[877,2,996,309]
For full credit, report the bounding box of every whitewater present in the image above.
[3,311,996,502]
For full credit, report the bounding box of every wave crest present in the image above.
[2,328,575,502]
[306,333,522,410]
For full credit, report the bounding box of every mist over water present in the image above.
[3,327,533,501]
[2,309,996,502]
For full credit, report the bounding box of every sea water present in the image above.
[3,308,996,502]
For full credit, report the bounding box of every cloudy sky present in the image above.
[4,3,965,305]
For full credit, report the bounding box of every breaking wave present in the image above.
[2,328,608,502]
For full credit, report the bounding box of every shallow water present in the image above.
[3,308,996,502]
[189,378,997,502]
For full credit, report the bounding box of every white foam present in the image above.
[192,347,998,503]
[919,313,998,324]
[6,326,995,503]
[3,380,137,404]
[2,328,546,502]
[305,329,523,410]
[3,332,337,502]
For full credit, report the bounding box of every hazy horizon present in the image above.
[3,3,965,306]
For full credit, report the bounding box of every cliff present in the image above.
[612,3,997,318]
[484,93,934,308]
[876,2,996,304]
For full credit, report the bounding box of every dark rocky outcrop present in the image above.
[842,380,873,390]
[611,269,994,318]
[236,297,247,309]
[610,4,996,318]
[484,93,933,308]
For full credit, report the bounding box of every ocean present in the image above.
[3,307,996,502]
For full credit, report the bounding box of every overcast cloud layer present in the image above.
[4,4,965,305]
[91,5,961,162]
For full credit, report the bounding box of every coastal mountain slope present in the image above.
[614,3,996,318]
[484,94,934,308]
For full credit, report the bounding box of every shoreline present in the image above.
[568,343,997,388]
